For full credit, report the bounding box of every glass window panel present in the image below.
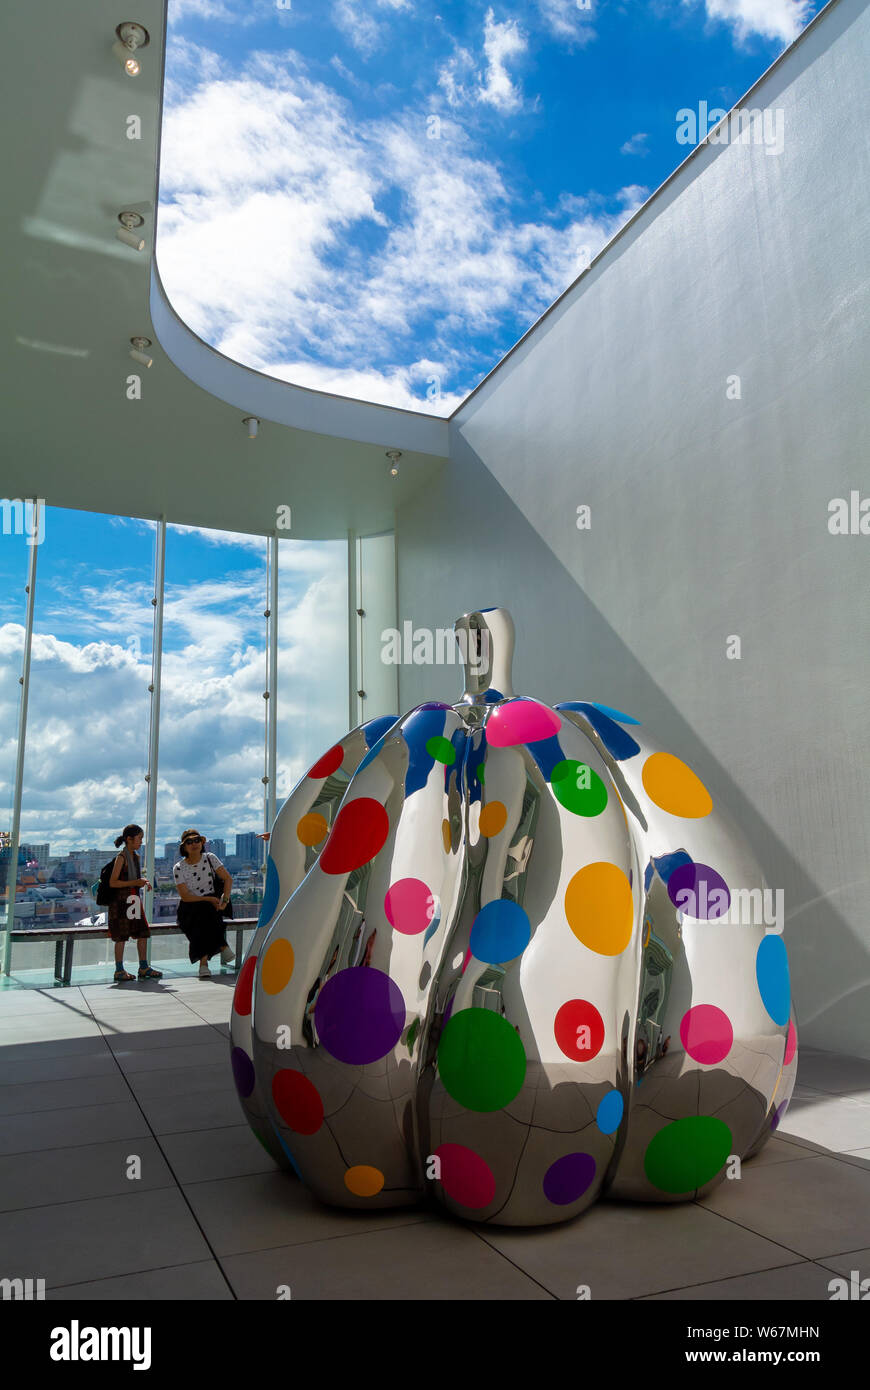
[0,510,31,935]
[155,524,268,932]
[15,509,155,975]
[276,538,349,798]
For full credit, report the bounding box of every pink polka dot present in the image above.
[434,1143,496,1209]
[679,1004,733,1065]
[485,698,562,747]
[784,1019,797,1066]
[384,878,435,935]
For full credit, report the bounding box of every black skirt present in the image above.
[177,899,227,963]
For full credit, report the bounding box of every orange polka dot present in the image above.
[479,801,507,837]
[297,811,329,846]
[261,938,294,995]
[344,1165,384,1197]
[565,862,633,956]
[641,752,713,818]
[442,818,452,853]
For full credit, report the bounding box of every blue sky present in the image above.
[157,0,820,413]
[0,515,348,857]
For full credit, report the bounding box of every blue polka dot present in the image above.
[756,935,791,1026]
[363,714,398,747]
[596,1089,624,1134]
[589,702,640,726]
[258,854,280,927]
[469,900,531,964]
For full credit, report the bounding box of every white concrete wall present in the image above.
[396,0,870,1057]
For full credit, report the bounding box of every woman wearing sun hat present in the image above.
[173,829,235,979]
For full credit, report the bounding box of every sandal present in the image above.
[114,969,135,983]
[137,965,163,979]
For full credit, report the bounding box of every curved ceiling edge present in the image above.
[148,264,449,458]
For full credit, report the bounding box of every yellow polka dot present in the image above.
[344,1165,384,1197]
[442,818,452,853]
[297,811,328,846]
[479,800,507,837]
[642,918,651,949]
[261,938,294,995]
[641,752,713,818]
[565,862,633,956]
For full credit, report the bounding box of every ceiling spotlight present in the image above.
[117,211,145,251]
[243,416,259,440]
[129,336,152,368]
[386,449,402,477]
[113,21,149,76]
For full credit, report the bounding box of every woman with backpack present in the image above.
[173,829,235,979]
[107,824,163,983]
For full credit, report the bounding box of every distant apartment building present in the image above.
[235,833,260,863]
[69,849,112,877]
[210,838,226,859]
[21,843,50,867]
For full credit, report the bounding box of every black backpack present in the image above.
[94,858,117,907]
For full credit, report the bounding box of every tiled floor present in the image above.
[1,977,868,1300]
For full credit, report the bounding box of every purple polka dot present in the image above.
[771,1099,789,1131]
[314,967,406,1065]
[417,702,453,710]
[231,1046,255,1099]
[543,1152,596,1205]
[667,862,730,920]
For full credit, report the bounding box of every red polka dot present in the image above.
[461,947,472,975]
[435,1143,496,1209]
[308,744,344,779]
[784,1019,797,1066]
[319,798,390,874]
[272,1070,324,1135]
[679,1004,733,1065]
[233,955,257,1017]
[554,1000,605,1061]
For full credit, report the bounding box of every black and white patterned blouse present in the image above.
[173,852,222,898]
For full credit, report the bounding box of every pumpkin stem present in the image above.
[453,608,515,701]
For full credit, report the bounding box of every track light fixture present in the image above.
[243,416,259,440]
[117,211,145,251]
[112,21,149,76]
[129,336,152,368]
[386,449,402,477]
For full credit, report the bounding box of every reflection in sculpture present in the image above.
[229,609,797,1226]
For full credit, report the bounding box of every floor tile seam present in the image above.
[629,1256,833,1300]
[36,1256,228,1294]
[90,1032,240,1300]
[208,1214,457,1260]
[812,1243,870,1262]
[0,1093,155,1119]
[689,1199,826,1262]
[0,1177,180,1219]
[465,1227,561,1299]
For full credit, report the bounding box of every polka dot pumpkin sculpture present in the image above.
[230,609,797,1225]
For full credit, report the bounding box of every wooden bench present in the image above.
[6,920,259,984]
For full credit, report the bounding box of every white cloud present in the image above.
[479,8,527,111]
[536,0,596,45]
[331,0,411,55]
[438,8,528,112]
[3,539,350,856]
[686,0,814,45]
[157,47,646,412]
[620,132,649,156]
[167,0,260,27]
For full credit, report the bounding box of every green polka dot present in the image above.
[426,735,456,765]
[643,1116,733,1193]
[478,763,485,784]
[438,1008,526,1112]
[551,759,608,816]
